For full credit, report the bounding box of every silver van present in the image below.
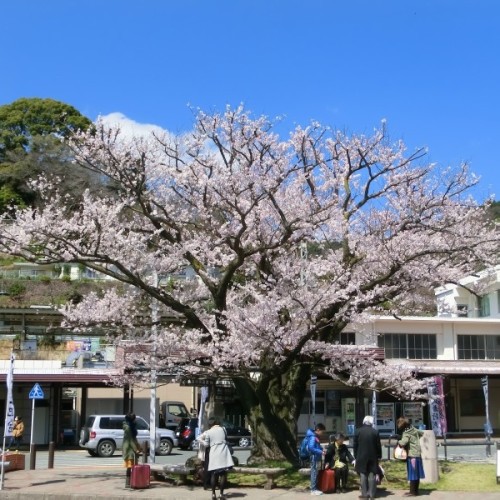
[79,414,178,457]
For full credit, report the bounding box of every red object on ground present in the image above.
[131,463,151,489]
[317,467,335,493]
[1,452,25,471]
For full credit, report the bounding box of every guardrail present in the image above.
[385,434,399,460]
[384,432,495,460]
[440,432,494,459]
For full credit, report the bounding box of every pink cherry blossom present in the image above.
[1,106,497,460]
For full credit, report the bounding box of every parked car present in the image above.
[175,418,252,449]
[79,414,178,457]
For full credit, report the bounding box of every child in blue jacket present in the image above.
[306,423,326,495]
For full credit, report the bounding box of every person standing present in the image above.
[325,432,355,493]
[198,417,234,500]
[8,416,24,449]
[305,422,326,496]
[397,417,425,496]
[122,413,141,489]
[353,416,382,500]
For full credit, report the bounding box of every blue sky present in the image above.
[2,0,499,200]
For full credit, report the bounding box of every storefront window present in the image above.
[301,391,325,416]
[459,389,485,416]
[325,390,341,417]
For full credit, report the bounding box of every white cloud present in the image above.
[97,112,168,138]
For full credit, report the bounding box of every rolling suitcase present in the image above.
[131,463,150,489]
[318,467,335,493]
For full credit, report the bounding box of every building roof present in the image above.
[386,358,500,375]
[0,359,119,384]
[0,367,119,384]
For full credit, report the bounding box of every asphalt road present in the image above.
[23,446,253,470]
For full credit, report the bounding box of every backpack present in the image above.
[299,435,310,459]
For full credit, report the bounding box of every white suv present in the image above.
[79,414,178,457]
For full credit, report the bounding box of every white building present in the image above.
[298,268,500,437]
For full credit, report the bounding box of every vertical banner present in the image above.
[5,352,15,437]
[371,391,377,428]
[1,352,15,490]
[427,376,447,437]
[310,375,317,426]
[197,386,209,435]
[481,376,492,435]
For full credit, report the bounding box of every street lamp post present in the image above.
[149,270,158,464]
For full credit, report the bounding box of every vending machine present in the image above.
[403,402,424,428]
[342,398,362,435]
[375,403,396,436]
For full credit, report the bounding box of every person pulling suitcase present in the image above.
[122,413,142,489]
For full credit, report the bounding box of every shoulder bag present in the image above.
[393,444,408,460]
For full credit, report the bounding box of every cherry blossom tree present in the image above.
[1,106,498,462]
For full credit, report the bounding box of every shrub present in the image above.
[8,282,26,298]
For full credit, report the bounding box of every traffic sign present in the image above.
[29,383,45,399]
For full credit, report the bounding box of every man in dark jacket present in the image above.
[353,416,382,500]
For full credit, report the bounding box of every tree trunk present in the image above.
[233,362,311,464]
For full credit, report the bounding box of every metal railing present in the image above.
[384,432,495,460]
[440,432,494,459]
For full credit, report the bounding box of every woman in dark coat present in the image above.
[353,416,382,500]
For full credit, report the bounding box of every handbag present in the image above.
[393,444,408,460]
[376,464,385,484]
[197,441,206,460]
[223,428,234,455]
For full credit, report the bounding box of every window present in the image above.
[332,331,356,345]
[459,389,485,417]
[478,295,490,317]
[301,390,326,415]
[458,335,500,359]
[135,417,149,430]
[83,268,98,279]
[99,417,111,429]
[167,404,189,417]
[377,333,437,359]
[109,418,125,430]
